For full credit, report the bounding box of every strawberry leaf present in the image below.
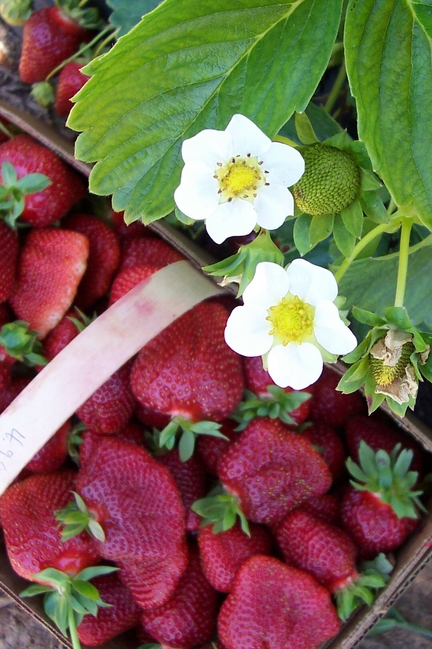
[69,0,343,224]
[107,0,162,36]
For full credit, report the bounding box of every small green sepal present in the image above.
[55,492,106,542]
[191,484,250,536]
[158,416,227,462]
[0,320,48,366]
[233,386,311,430]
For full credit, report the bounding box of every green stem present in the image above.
[382,233,432,260]
[334,223,390,283]
[68,607,82,649]
[394,218,413,308]
[387,197,397,215]
[45,25,115,81]
[324,60,346,114]
[0,120,13,139]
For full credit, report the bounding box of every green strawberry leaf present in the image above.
[69,0,343,224]
[345,0,432,229]
[106,0,162,37]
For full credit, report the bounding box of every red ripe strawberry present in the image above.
[19,6,91,83]
[198,521,273,593]
[42,309,84,361]
[79,421,146,465]
[109,263,164,305]
[25,420,71,473]
[309,366,366,427]
[276,509,358,593]
[141,545,219,649]
[0,469,100,581]
[344,414,423,475]
[135,401,171,430]
[243,355,313,425]
[77,572,142,646]
[63,212,121,309]
[130,301,244,423]
[75,436,188,609]
[119,235,184,271]
[218,555,340,649]
[54,61,88,116]
[76,360,136,435]
[301,493,342,526]
[0,220,18,302]
[197,419,238,477]
[0,362,11,392]
[156,449,208,531]
[300,421,347,483]
[110,210,151,240]
[341,441,423,558]
[9,228,89,339]
[0,135,85,226]
[217,418,332,527]
[0,375,32,414]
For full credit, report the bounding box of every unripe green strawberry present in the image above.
[293,144,361,216]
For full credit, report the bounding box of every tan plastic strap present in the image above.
[0,261,221,495]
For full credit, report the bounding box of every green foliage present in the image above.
[345,0,432,229]
[106,0,162,36]
[69,0,343,224]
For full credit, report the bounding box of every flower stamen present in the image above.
[266,295,315,346]
[215,156,266,203]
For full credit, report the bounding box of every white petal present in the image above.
[224,304,273,357]
[174,161,219,220]
[254,183,294,230]
[314,301,357,354]
[182,129,233,168]
[261,142,305,186]
[205,199,257,244]
[287,258,338,305]
[243,261,289,310]
[267,342,323,390]
[225,114,271,158]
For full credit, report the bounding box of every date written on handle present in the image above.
[0,428,26,472]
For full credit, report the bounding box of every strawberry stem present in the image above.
[45,25,116,82]
[68,605,82,649]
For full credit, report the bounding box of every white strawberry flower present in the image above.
[224,259,357,390]
[174,114,305,244]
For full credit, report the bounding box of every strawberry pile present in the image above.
[0,130,429,649]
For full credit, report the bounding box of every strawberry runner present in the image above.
[0,260,221,494]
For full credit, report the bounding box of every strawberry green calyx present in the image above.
[20,565,117,649]
[292,144,361,216]
[0,320,47,366]
[0,161,51,228]
[335,569,388,621]
[0,0,32,25]
[31,81,55,108]
[56,492,106,543]
[192,484,250,536]
[203,230,284,297]
[346,440,425,519]
[233,386,311,430]
[67,422,87,465]
[55,0,103,30]
[67,307,97,333]
[158,416,228,462]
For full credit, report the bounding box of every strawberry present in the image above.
[25,420,71,473]
[156,448,208,531]
[109,210,151,240]
[0,220,18,302]
[309,365,366,427]
[77,571,142,646]
[135,401,171,430]
[276,508,388,620]
[301,493,342,526]
[300,421,347,483]
[119,235,184,271]
[341,441,424,558]
[141,544,219,649]
[109,262,164,305]
[54,61,88,116]
[0,135,86,227]
[344,414,423,475]
[198,521,273,593]
[218,555,340,649]
[63,212,121,309]
[76,359,136,435]
[130,300,244,424]
[79,421,146,465]
[19,5,93,84]
[216,418,332,527]
[196,419,239,477]
[42,308,86,361]
[243,355,313,425]
[0,375,32,414]
[73,436,188,609]
[0,469,100,581]
[9,228,89,339]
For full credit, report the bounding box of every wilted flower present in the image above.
[224,259,357,389]
[174,114,304,244]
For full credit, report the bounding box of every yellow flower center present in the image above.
[369,342,415,387]
[267,295,315,345]
[215,155,268,203]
